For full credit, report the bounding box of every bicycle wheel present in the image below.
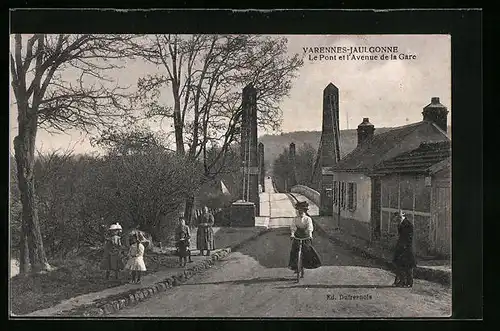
[296,243,302,283]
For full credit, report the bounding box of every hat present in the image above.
[109,223,122,231]
[295,201,309,211]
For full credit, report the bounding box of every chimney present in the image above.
[357,118,375,146]
[422,97,449,132]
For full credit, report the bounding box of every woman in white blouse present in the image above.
[288,201,322,278]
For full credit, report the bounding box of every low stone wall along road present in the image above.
[112,227,451,318]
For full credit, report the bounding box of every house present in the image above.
[325,97,450,243]
[371,140,451,257]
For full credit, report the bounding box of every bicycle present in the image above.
[292,236,312,283]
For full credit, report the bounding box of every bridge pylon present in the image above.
[319,83,341,216]
[233,84,260,226]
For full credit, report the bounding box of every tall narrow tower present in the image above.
[320,83,341,216]
[240,84,260,215]
[233,84,260,226]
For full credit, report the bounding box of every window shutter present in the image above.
[341,182,346,209]
[353,183,357,210]
[333,181,337,204]
[347,183,351,210]
[339,182,343,209]
[347,182,356,211]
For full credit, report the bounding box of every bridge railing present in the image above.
[290,185,321,207]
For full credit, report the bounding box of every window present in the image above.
[400,178,414,210]
[347,182,357,211]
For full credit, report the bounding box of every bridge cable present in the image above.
[246,120,251,201]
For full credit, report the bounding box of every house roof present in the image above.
[427,156,451,174]
[372,140,451,174]
[330,121,450,173]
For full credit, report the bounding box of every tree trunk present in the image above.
[172,83,185,156]
[19,229,30,274]
[183,195,195,227]
[14,119,51,273]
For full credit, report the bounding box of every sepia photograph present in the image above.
[9,31,454,318]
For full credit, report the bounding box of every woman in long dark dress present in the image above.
[100,223,125,280]
[196,206,215,256]
[288,201,322,278]
[392,210,417,287]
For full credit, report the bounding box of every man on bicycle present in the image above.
[288,201,322,278]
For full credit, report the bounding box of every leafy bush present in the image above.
[10,148,202,259]
[272,143,316,192]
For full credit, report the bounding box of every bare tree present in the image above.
[10,34,136,273]
[132,34,303,223]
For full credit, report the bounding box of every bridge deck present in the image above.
[256,178,322,229]
[288,192,320,217]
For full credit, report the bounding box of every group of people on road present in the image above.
[100,206,216,281]
[102,199,415,288]
[288,200,415,287]
[174,206,216,266]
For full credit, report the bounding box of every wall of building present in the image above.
[430,167,451,257]
[379,173,437,257]
[333,172,371,222]
[332,172,372,241]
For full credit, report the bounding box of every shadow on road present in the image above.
[178,277,295,287]
[275,284,395,289]
[181,277,395,289]
[189,227,263,252]
[236,228,379,269]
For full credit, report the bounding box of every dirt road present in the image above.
[113,178,450,317]
[112,228,451,318]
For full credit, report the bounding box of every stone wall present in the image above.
[291,185,321,207]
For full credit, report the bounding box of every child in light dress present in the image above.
[125,233,147,283]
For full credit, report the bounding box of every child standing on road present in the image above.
[125,233,147,284]
[175,216,191,267]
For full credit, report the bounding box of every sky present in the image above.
[9,34,451,155]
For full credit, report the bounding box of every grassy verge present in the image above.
[10,227,265,316]
[10,253,180,315]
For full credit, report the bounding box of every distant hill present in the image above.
[259,125,451,165]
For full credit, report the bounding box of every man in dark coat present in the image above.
[392,210,417,287]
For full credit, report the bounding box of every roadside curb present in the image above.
[287,193,450,286]
[48,228,269,317]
